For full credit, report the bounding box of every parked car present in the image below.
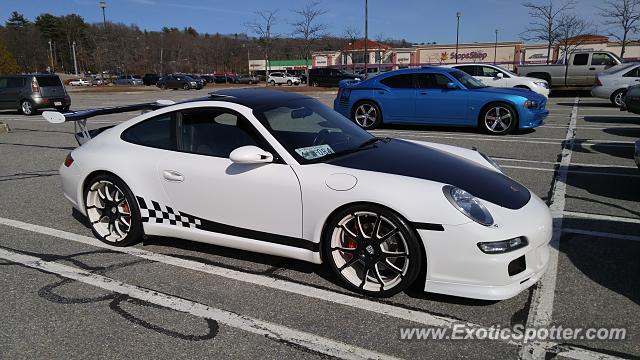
[201,75,215,84]
[43,88,552,300]
[91,78,106,86]
[213,74,231,83]
[185,74,205,88]
[443,64,549,97]
[142,73,160,86]
[69,78,91,86]
[309,68,360,87]
[517,50,622,88]
[156,75,198,90]
[334,67,548,134]
[590,63,640,106]
[0,74,70,115]
[297,74,308,84]
[358,67,388,79]
[267,72,301,86]
[233,74,259,84]
[113,75,143,86]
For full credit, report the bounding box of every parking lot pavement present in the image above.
[0,90,638,359]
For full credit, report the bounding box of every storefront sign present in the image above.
[396,52,411,64]
[315,56,328,66]
[441,51,488,61]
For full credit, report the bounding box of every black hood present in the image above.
[327,139,531,210]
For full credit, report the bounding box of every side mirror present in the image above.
[447,82,459,89]
[496,73,504,79]
[229,145,273,164]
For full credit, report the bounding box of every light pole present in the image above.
[494,29,498,65]
[455,12,461,64]
[99,1,107,27]
[72,41,78,76]
[364,0,368,74]
[48,40,54,73]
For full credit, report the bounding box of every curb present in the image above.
[0,122,9,134]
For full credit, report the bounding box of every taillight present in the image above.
[63,153,74,167]
[31,77,40,93]
[595,78,603,87]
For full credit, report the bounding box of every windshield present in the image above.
[254,98,374,164]
[450,70,487,89]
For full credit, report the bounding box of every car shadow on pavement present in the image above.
[602,127,640,137]
[377,123,537,136]
[560,218,640,306]
[570,140,635,160]
[565,168,640,204]
[582,115,640,125]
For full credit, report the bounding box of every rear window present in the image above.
[36,76,62,87]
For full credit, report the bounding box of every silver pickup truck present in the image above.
[517,51,622,88]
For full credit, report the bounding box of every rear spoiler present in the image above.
[42,100,175,145]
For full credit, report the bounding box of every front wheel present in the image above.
[352,101,382,130]
[287,80,293,86]
[269,80,276,86]
[84,174,143,247]
[480,103,517,135]
[323,205,423,297]
[183,83,190,90]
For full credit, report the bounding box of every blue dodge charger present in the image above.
[333,67,549,134]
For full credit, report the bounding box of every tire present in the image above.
[323,204,423,297]
[312,81,319,87]
[352,101,382,130]
[287,80,293,86]
[20,100,34,116]
[84,173,143,247]
[270,80,276,86]
[479,103,518,135]
[611,89,625,107]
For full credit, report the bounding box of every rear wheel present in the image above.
[84,174,142,247]
[312,81,319,87]
[352,101,382,130]
[20,100,34,116]
[323,204,423,297]
[480,103,517,135]
[270,80,276,86]
[611,89,625,107]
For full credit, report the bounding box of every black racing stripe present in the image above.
[180,211,320,252]
[136,196,147,210]
[412,222,445,231]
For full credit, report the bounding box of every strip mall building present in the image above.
[306,36,640,72]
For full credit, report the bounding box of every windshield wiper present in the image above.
[358,136,386,148]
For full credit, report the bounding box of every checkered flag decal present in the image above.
[136,197,202,229]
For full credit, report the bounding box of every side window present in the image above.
[416,73,451,89]
[573,54,589,66]
[7,77,23,88]
[456,66,478,76]
[591,53,614,66]
[380,74,414,88]
[179,108,262,158]
[122,113,176,150]
[0,78,7,89]
[480,66,500,77]
[623,67,640,77]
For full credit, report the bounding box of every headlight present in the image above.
[443,185,494,226]
[534,81,548,89]
[524,100,539,109]
[478,151,502,172]
[191,82,196,85]
[477,237,528,254]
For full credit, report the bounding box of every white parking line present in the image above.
[563,211,640,224]
[519,96,578,360]
[494,157,639,169]
[562,228,640,242]
[0,217,628,360]
[0,247,399,360]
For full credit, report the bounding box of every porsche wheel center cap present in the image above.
[365,245,375,255]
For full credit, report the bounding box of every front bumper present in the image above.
[519,108,549,129]
[420,194,553,300]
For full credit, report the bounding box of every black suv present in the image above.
[308,68,360,87]
[142,73,160,86]
[156,75,199,90]
[0,74,70,115]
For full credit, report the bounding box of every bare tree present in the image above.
[521,0,576,64]
[291,2,327,79]
[556,13,592,83]
[599,0,640,59]
[343,27,361,72]
[245,10,278,78]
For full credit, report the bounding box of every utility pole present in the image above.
[72,41,78,76]
[455,12,461,64]
[160,48,164,76]
[48,40,54,73]
[494,29,498,65]
[364,0,368,74]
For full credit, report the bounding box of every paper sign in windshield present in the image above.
[295,144,335,160]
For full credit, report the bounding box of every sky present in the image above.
[1,0,608,45]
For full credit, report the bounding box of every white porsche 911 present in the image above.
[44,89,552,300]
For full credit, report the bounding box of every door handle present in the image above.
[589,67,596,70]
[162,170,184,182]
